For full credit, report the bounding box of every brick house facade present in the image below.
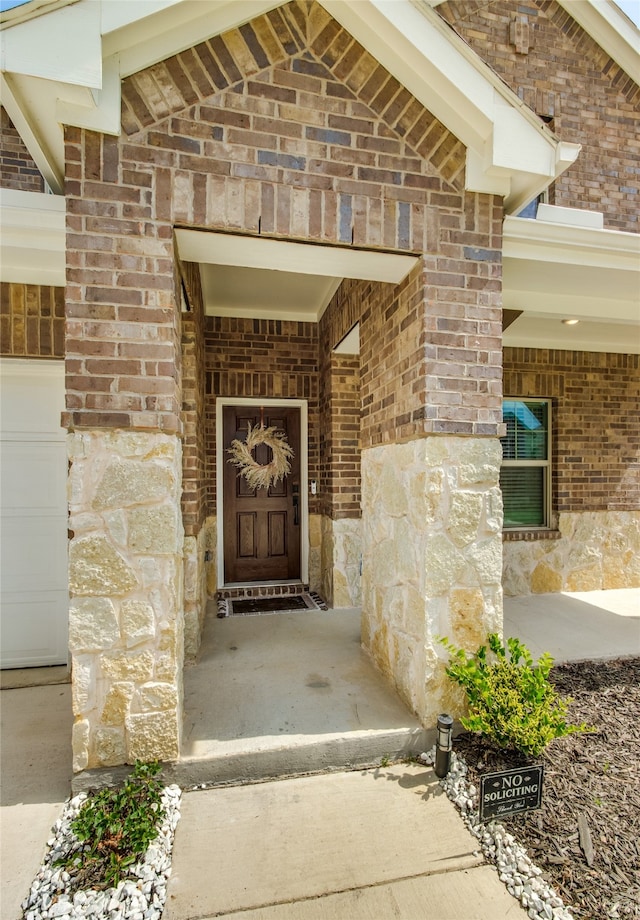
[0,0,638,771]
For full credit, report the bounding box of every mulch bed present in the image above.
[454,657,640,920]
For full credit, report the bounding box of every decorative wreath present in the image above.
[227,423,294,491]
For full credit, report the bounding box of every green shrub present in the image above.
[59,760,165,890]
[440,634,593,758]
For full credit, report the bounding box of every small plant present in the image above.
[380,754,391,768]
[58,761,165,891]
[440,634,593,758]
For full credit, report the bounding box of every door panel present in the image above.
[223,406,301,583]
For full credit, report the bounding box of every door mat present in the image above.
[217,592,328,618]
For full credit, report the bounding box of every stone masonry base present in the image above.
[361,436,503,728]
[67,430,184,771]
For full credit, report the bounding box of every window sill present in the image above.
[503,530,561,542]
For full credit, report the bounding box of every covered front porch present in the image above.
[171,588,640,787]
[6,588,637,796]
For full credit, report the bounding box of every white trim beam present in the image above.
[175,230,419,283]
[0,189,66,286]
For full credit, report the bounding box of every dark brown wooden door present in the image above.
[223,406,301,583]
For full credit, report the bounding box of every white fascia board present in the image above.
[0,189,65,286]
[0,73,64,193]
[320,0,494,152]
[100,0,185,35]
[504,215,640,271]
[321,0,571,206]
[175,229,418,283]
[103,0,287,79]
[56,54,121,136]
[0,0,102,89]
[556,0,640,86]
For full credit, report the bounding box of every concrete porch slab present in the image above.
[504,588,640,662]
[173,607,431,787]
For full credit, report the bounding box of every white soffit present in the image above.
[503,215,640,342]
[176,230,418,321]
[199,264,343,322]
[503,316,640,354]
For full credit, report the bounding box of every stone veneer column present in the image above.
[361,436,503,726]
[68,430,184,771]
[320,517,362,608]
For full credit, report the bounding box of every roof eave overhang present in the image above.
[1,0,579,205]
[503,214,640,326]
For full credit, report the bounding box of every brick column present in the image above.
[318,347,362,607]
[64,127,185,770]
[357,194,505,727]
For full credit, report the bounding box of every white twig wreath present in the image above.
[227,423,294,491]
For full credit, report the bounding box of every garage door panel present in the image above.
[1,360,68,669]
[0,370,65,435]
[1,518,68,590]
[0,442,67,512]
[0,592,68,668]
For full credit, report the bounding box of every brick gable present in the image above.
[437,0,640,233]
[0,107,44,193]
[121,1,465,188]
[65,1,502,442]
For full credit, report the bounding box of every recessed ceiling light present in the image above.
[562,319,580,325]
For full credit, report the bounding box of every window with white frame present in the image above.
[500,398,551,529]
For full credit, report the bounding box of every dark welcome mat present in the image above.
[217,592,328,617]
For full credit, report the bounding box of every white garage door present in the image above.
[1,359,68,668]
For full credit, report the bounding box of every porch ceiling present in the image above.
[502,215,640,354]
[174,230,419,322]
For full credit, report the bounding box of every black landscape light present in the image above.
[435,713,453,778]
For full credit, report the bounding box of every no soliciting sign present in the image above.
[479,764,544,821]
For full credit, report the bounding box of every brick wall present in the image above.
[318,341,360,519]
[320,203,503,450]
[0,282,64,357]
[204,316,320,513]
[180,262,207,535]
[504,348,640,512]
[437,0,640,233]
[0,107,44,193]
[63,122,181,433]
[63,0,502,442]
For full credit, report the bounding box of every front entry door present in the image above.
[223,406,301,583]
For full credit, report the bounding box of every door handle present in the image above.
[292,483,299,526]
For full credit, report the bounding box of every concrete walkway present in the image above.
[0,682,73,920]
[163,764,527,920]
[1,588,638,920]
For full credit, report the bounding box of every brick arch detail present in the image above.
[64,0,502,445]
[121,0,465,188]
